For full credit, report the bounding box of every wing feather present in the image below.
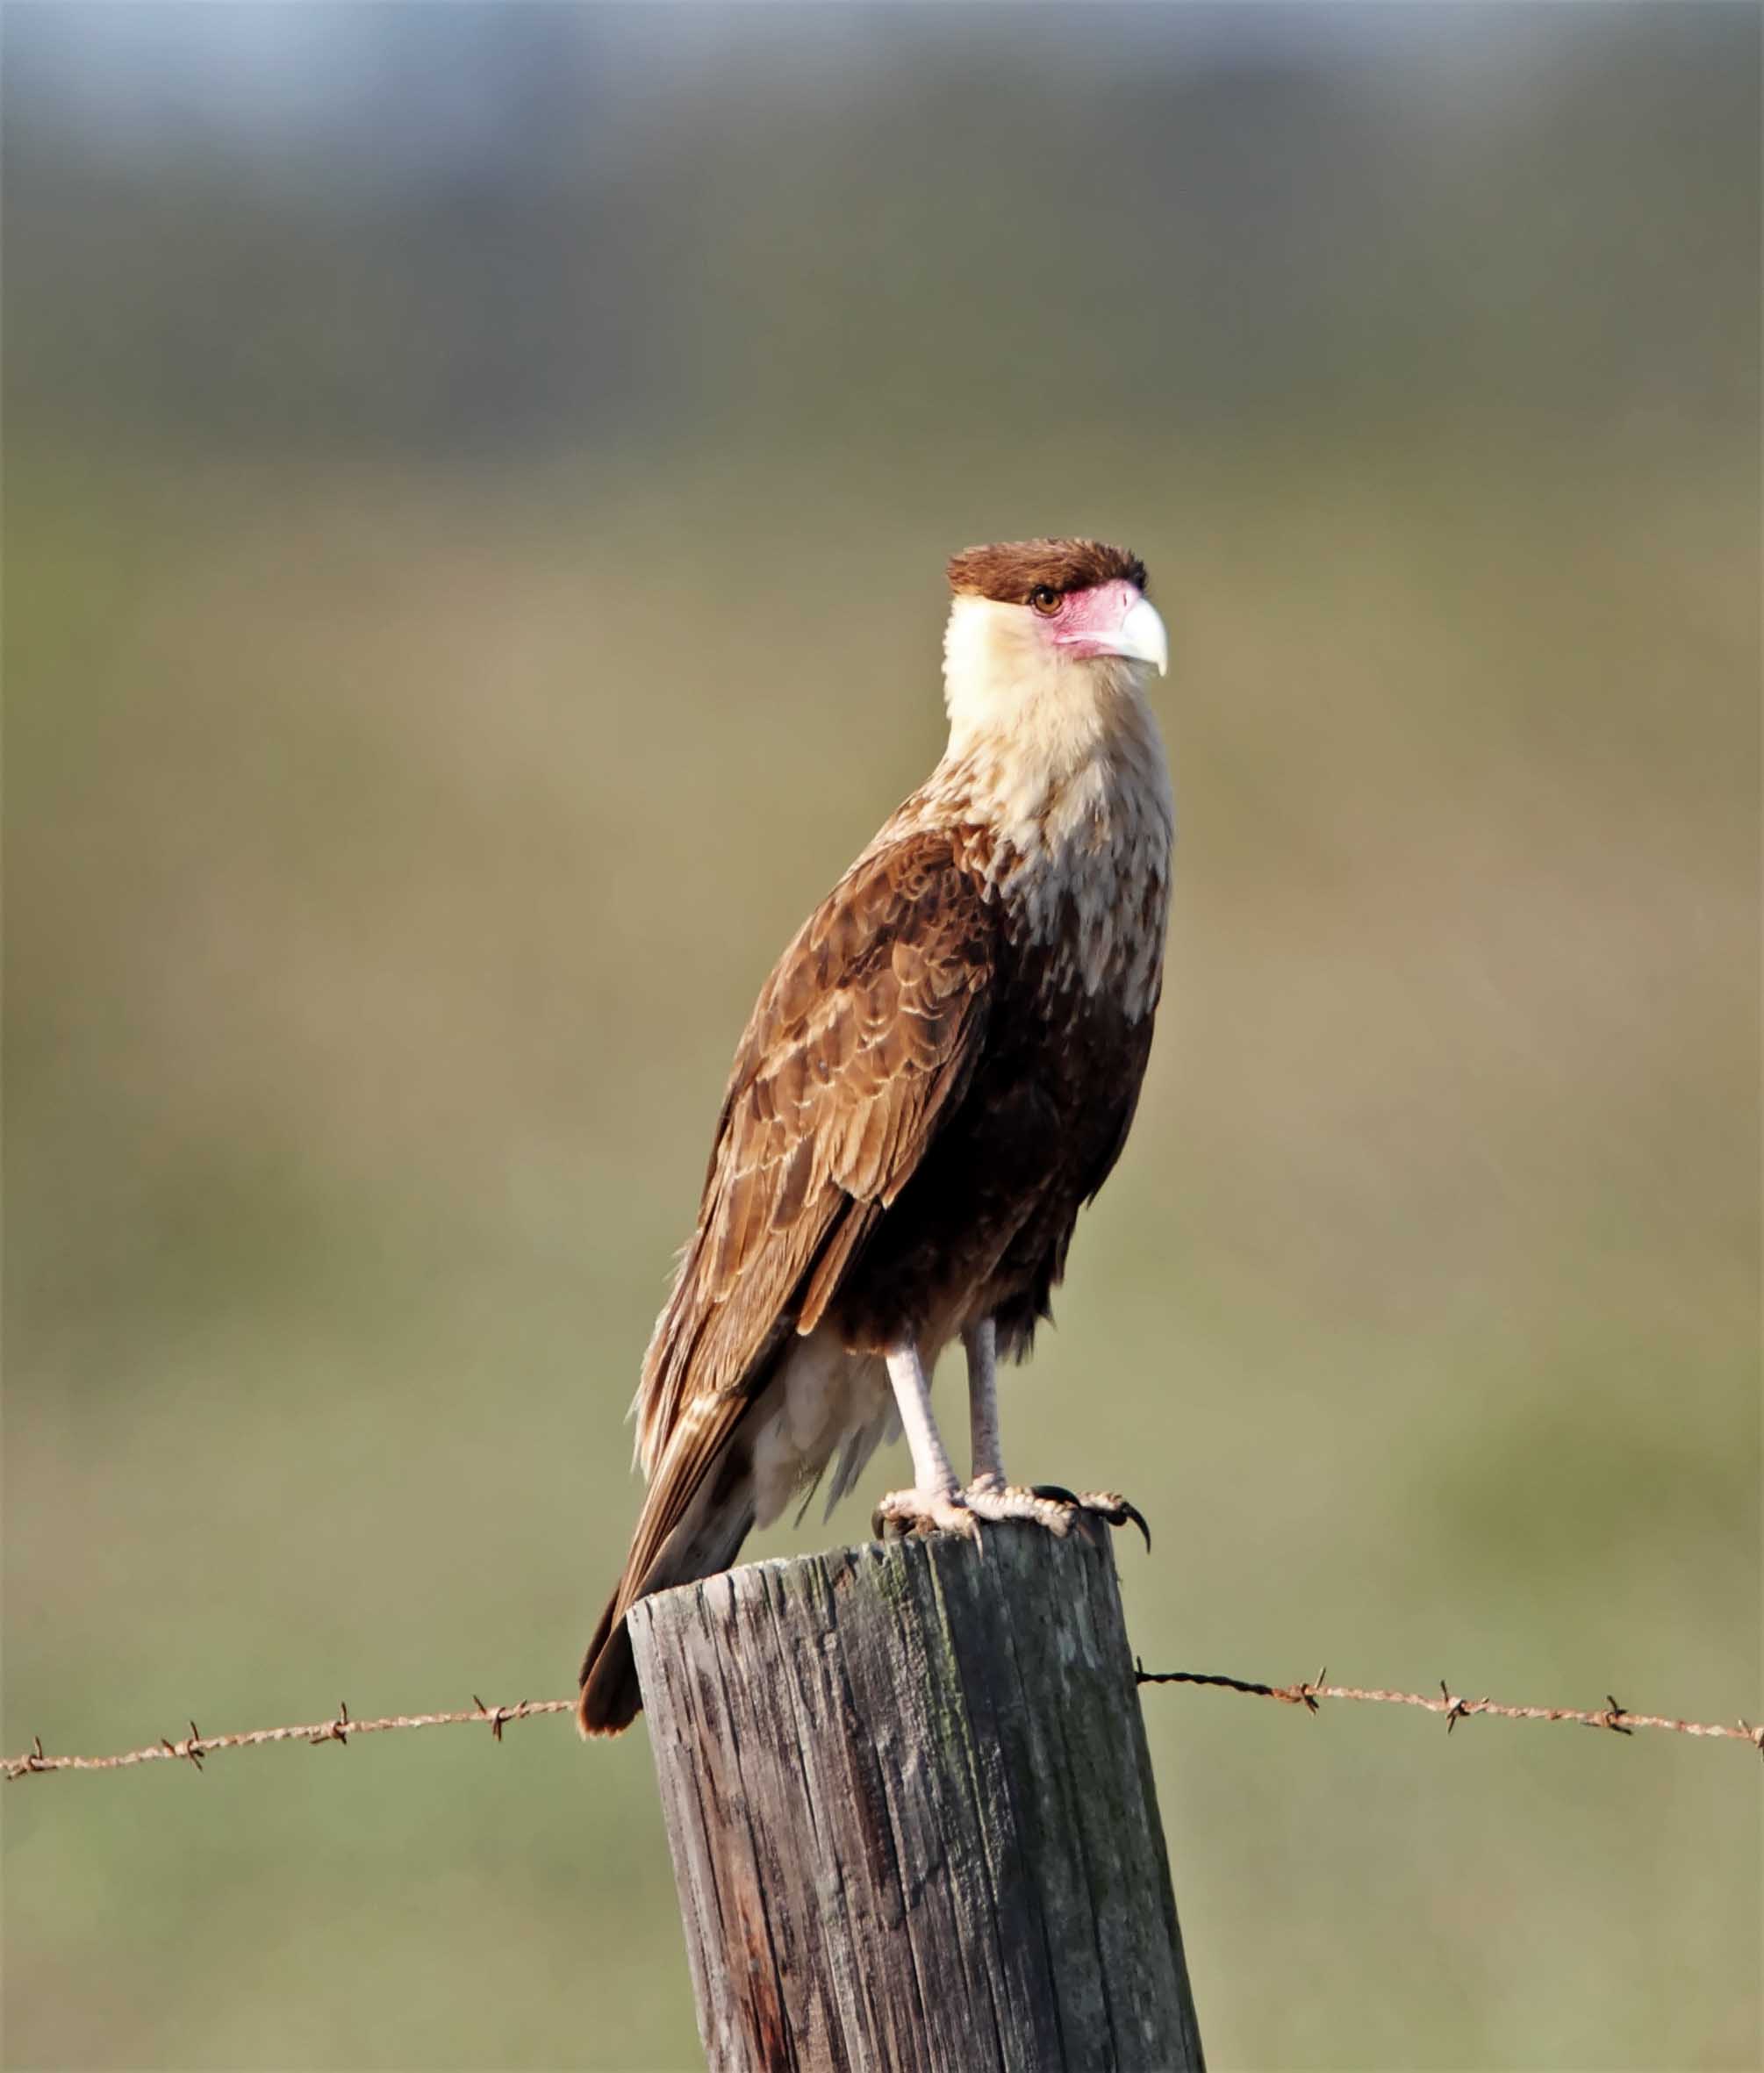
[634,829,994,1475]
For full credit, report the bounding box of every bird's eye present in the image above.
[1029,585,1060,615]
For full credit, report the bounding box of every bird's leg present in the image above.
[957,1317,1083,1534]
[965,1317,1006,1492]
[871,1341,979,1542]
[957,1316,1152,1548]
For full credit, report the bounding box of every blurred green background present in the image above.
[4,5,1758,2069]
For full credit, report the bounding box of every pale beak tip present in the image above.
[1122,596,1169,678]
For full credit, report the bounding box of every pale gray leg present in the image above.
[958,1316,1075,1532]
[872,1341,978,1541]
[957,1315,1151,1547]
[964,1318,1005,1489]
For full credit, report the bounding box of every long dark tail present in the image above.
[576,1407,759,1737]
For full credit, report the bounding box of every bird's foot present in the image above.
[871,1486,980,1544]
[961,1481,1086,1536]
[964,1478,1151,1551]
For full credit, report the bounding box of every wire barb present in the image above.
[1598,1696,1632,1737]
[308,1700,351,1749]
[473,1694,521,1742]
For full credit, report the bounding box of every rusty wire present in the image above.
[5,1670,1760,1781]
[3,1696,572,1780]
[1133,1662,1764,1753]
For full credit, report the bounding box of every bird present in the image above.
[577,537,1172,1737]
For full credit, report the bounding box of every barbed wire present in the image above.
[3,1696,573,1780]
[6,1670,1759,1781]
[1133,1663,1764,1752]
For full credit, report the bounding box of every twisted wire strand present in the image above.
[4,1697,573,1779]
[7,1673,1760,1782]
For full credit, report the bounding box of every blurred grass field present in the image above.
[4,7,1760,2069]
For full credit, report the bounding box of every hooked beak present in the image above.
[1105,596,1169,677]
[1052,587,1170,677]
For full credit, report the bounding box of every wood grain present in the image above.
[627,1527,1205,2071]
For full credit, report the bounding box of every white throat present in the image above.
[929,595,1175,1015]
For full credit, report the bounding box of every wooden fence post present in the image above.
[625,1525,1205,2072]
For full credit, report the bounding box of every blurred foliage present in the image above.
[4,6,1759,2070]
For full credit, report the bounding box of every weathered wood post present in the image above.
[626,1525,1205,2072]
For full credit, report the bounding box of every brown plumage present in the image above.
[578,540,1173,1736]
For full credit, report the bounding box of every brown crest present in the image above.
[945,538,1147,605]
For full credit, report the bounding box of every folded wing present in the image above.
[635,828,997,1485]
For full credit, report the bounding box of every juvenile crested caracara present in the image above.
[577,538,1172,1736]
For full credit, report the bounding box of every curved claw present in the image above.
[1102,1496,1152,1553]
[1029,1484,1152,1553]
[1029,1482,1081,1509]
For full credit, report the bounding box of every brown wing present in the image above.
[634,828,996,1478]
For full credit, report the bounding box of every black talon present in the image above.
[1086,1496,1151,1551]
[1029,1484,1151,1551]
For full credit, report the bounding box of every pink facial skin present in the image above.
[1040,579,1144,660]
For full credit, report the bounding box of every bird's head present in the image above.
[940,539,1166,763]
